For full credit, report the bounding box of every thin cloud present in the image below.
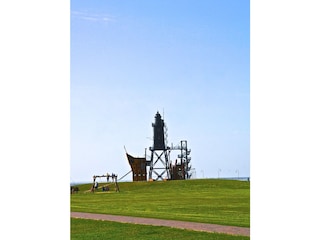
[82,16,99,21]
[102,17,112,22]
[71,11,114,23]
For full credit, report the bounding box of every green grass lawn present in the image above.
[71,218,250,240]
[71,179,250,227]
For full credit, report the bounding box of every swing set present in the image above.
[90,173,120,193]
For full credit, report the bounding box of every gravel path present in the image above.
[71,212,250,237]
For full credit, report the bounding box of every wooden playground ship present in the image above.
[126,152,148,181]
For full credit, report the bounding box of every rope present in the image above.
[118,170,132,181]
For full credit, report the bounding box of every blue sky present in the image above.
[70,0,250,182]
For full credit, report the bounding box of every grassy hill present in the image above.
[71,179,250,228]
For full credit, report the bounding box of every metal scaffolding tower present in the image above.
[170,140,192,180]
[178,140,192,179]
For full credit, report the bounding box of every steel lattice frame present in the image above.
[148,148,171,180]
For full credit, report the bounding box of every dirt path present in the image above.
[71,212,250,237]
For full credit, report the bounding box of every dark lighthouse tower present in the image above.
[149,111,170,180]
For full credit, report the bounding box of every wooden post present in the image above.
[115,175,120,192]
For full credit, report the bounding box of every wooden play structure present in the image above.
[90,173,120,193]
